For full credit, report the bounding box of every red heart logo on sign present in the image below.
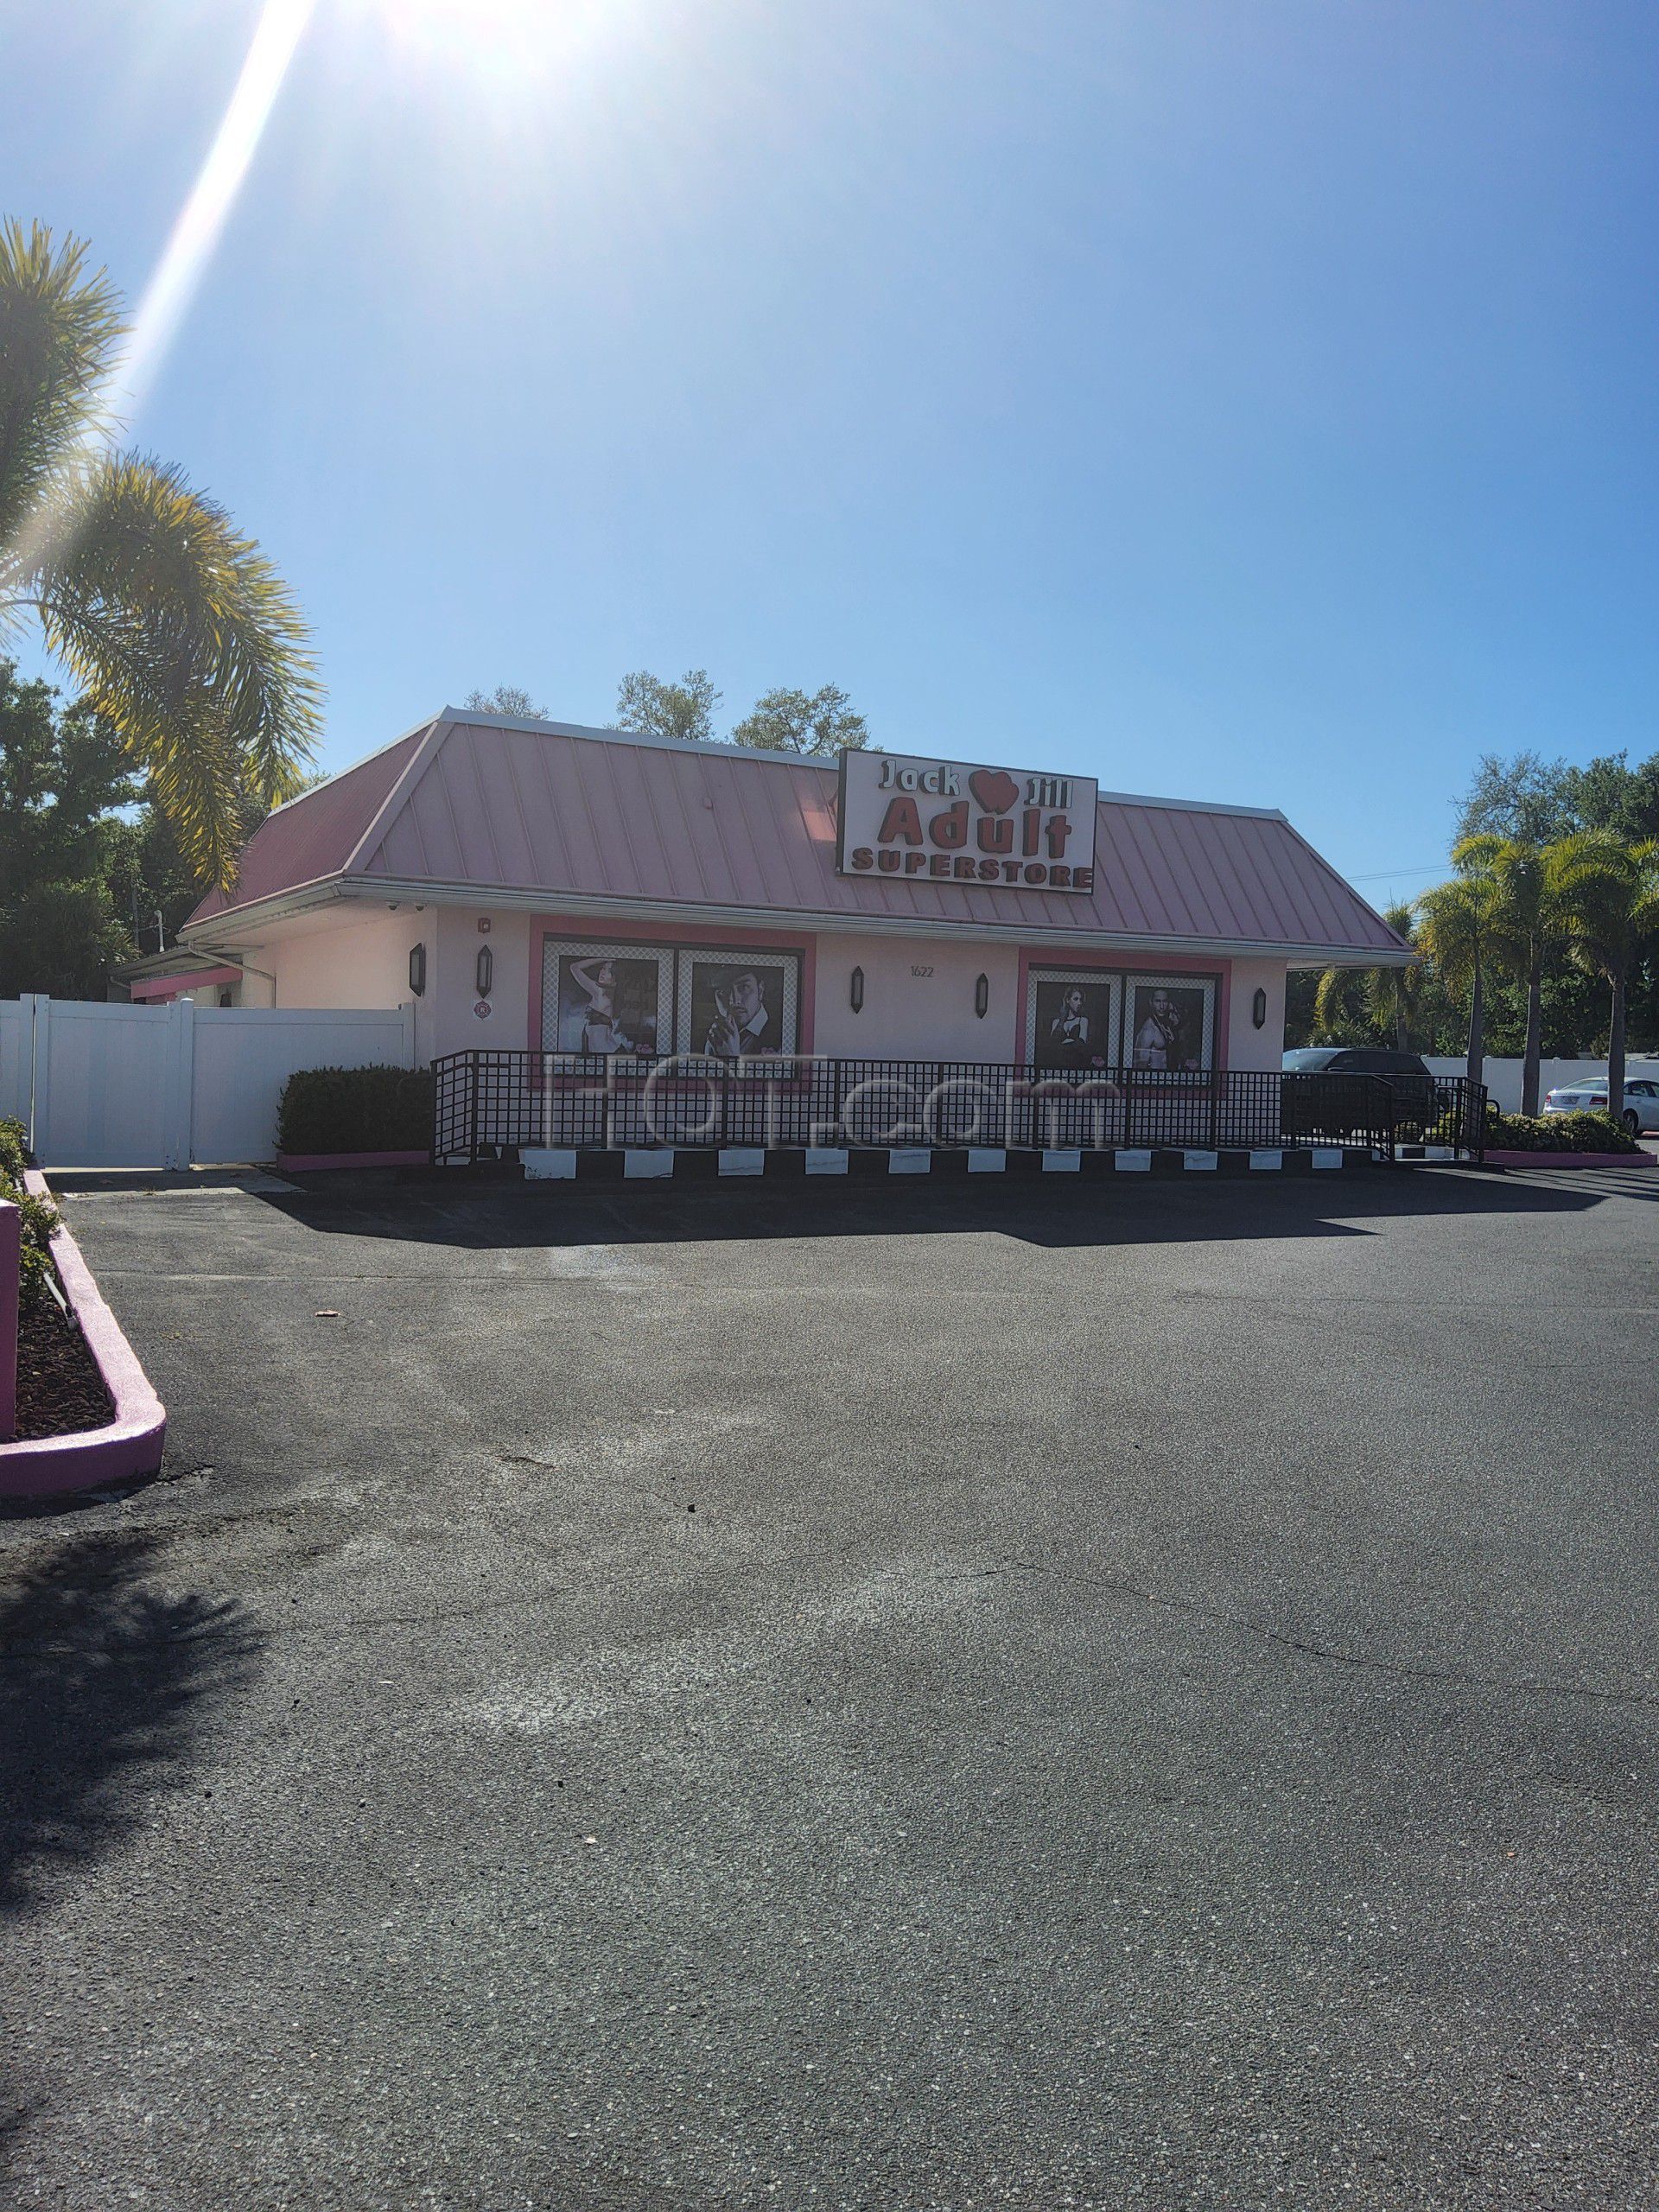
[969,768,1020,814]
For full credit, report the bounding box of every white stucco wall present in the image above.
[431,906,533,1061]
[232,966,276,1008]
[810,935,1022,1059]
[263,910,415,1014]
[227,899,1293,1072]
[1224,957,1288,1072]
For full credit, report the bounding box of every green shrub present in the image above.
[0,1114,60,1303]
[275,1065,435,1156]
[1486,1109,1640,1154]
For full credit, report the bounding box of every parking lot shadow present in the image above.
[0,1532,261,1918]
[257,1159,1655,1255]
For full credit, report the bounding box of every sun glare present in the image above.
[2,0,317,587]
[359,0,628,81]
[117,0,318,426]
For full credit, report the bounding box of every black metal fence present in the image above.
[431,1052,1488,1166]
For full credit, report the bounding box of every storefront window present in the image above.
[541,938,802,1061]
[675,950,800,1060]
[1027,969,1120,1071]
[1023,966,1216,1071]
[1124,975,1215,1072]
[543,941,672,1056]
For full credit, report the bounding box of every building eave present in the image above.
[177,878,351,944]
[182,870,1408,968]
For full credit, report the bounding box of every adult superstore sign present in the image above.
[835,750,1098,893]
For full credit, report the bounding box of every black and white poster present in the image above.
[1127,979,1211,1072]
[678,954,798,1059]
[1030,974,1117,1071]
[547,946,665,1056]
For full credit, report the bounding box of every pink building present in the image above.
[174,709,1407,1078]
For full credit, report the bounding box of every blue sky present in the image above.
[7,0,1658,904]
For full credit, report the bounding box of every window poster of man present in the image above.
[1128,979,1211,1072]
[1031,974,1117,1071]
[681,955,796,1060]
[550,949,663,1055]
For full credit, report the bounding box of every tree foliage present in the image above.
[730,684,868,755]
[615,667,873,753]
[1557,752,1659,842]
[1351,747,1659,1073]
[1453,752,1573,844]
[0,656,219,997]
[1417,849,1505,1081]
[1310,902,1422,1049]
[0,658,137,996]
[464,684,547,718]
[0,220,321,888]
[615,668,721,746]
[1547,833,1659,1118]
[1455,745,1659,846]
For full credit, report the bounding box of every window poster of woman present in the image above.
[1039,977,1119,1071]
[1029,973,1116,1071]
[550,949,663,1055]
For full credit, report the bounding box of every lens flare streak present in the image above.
[106,0,318,433]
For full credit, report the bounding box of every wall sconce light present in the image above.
[475,944,493,998]
[849,965,864,1014]
[975,972,989,1019]
[1252,986,1268,1029]
[409,943,426,997]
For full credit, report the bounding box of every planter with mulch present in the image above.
[15,1292,115,1440]
[0,1170,166,1499]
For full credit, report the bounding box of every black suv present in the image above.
[1281,1047,1440,1138]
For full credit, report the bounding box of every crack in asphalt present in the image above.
[13,1528,1657,1715]
[995,1559,1659,1710]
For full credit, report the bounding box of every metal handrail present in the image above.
[429,1052,1488,1168]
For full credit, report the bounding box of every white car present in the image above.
[1541,1076,1659,1136]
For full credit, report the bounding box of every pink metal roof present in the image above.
[188,716,1404,957]
[188,727,428,928]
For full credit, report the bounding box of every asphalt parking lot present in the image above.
[3,1161,1659,2210]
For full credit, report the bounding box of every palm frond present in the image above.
[1414,874,1492,998]
[0,219,125,572]
[1313,967,1356,1037]
[26,453,321,881]
[1547,832,1659,983]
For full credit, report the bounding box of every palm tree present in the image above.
[1311,963,1363,1042]
[1547,833,1659,1128]
[1417,848,1501,1087]
[1313,903,1422,1048]
[0,221,320,889]
[1475,836,1566,1116]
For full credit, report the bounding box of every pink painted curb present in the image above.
[1484,1148,1655,1170]
[275,1149,429,1172]
[0,1171,167,1498]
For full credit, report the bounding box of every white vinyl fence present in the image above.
[0,996,417,1166]
[1426,1055,1659,1114]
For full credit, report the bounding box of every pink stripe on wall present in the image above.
[130,965,239,1002]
